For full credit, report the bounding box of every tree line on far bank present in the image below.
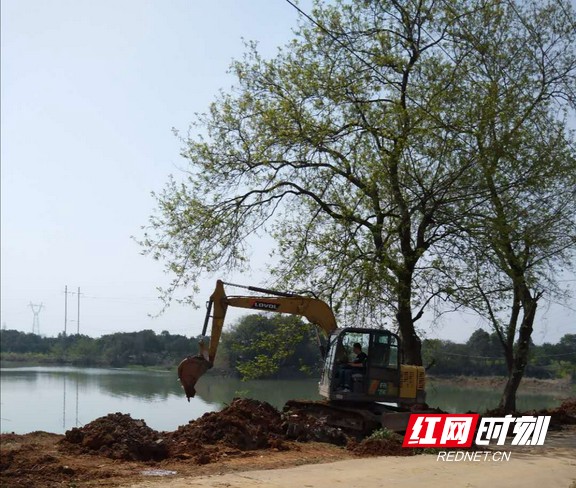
[1,315,574,381]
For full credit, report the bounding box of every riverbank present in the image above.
[428,375,574,392]
[2,398,575,488]
[2,426,575,488]
[3,358,573,390]
[127,442,576,488]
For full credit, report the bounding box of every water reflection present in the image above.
[0,366,321,434]
[96,371,183,400]
[0,366,217,434]
[426,382,570,413]
[195,375,322,409]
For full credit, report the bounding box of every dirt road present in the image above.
[127,427,576,488]
[127,449,576,488]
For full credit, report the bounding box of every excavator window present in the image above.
[322,336,339,383]
[340,332,370,358]
[369,333,399,369]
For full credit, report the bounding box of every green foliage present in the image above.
[138,0,576,374]
[423,332,576,379]
[65,336,99,366]
[423,337,507,377]
[0,329,51,354]
[1,328,574,381]
[220,314,321,380]
[367,428,402,442]
[427,0,576,410]
[0,329,195,368]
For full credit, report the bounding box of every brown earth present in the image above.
[62,413,168,461]
[0,432,352,488]
[2,397,575,488]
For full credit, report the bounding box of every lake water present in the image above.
[0,366,571,434]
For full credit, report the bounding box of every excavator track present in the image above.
[283,400,383,439]
[283,399,436,437]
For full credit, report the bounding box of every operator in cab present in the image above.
[338,342,368,392]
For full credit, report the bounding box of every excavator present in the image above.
[178,280,428,433]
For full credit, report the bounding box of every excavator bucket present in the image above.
[177,342,211,401]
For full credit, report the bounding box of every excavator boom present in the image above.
[203,280,337,364]
[178,279,337,400]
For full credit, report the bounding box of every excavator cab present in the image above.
[319,328,426,406]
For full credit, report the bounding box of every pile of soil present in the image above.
[30,396,576,471]
[533,398,576,429]
[1,433,77,487]
[283,411,349,446]
[484,398,576,430]
[169,398,288,459]
[3,397,576,487]
[0,432,353,488]
[59,412,168,461]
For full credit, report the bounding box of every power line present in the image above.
[63,286,82,335]
[283,0,392,87]
[81,294,158,302]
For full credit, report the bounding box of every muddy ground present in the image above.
[1,398,575,488]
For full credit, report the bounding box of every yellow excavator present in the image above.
[178,280,427,432]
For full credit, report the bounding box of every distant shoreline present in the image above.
[1,358,574,391]
[428,374,574,392]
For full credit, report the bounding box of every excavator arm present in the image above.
[203,280,337,364]
[178,279,338,401]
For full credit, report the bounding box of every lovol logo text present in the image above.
[251,301,280,311]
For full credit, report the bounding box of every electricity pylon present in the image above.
[29,302,44,335]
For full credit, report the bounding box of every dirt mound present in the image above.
[1,444,76,487]
[59,412,168,461]
[169,398,287,458]
[284,411,349,445]
[557,398,576,416]
[534,398,576,429]
[485,398,576,430]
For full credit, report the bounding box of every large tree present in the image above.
[141,0,486,365]
[140,0,575,371]
[438,0,576,411]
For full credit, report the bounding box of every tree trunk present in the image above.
[396,268,423,366]
[503,287,521,372]
[500,366,522,413]
[499,285,539,413]
[399,318,423,366]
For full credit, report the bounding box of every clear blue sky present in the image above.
[2,0,574,343]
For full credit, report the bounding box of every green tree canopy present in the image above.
[430,0,576,410]
[221,314,321,379]
[139,0,576,376]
